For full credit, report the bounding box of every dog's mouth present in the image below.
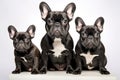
[16,47,27,52]
[15,48,26,52]
[50,30,62,38]
[54,64,66,71]
[54,30,61,38]
[15,44,30,52]
[82,41,97,49]
[81,38,100,49]
[86,43,95,49]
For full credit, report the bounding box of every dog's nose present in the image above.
[88,36,93,39]
[19,40,24,43]
[55,22,60,27]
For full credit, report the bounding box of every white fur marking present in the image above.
[88,66,94,70]
[21,57,27,62]
[80,51,98,69]
[51,38,66,57]
[28,68,32,72]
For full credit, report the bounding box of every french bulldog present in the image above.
[73,17,110,74]
[8,25,41,74]
[39,2,76,74]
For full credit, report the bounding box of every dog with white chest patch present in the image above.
[8,25,42,74]
[39,2,76,74]
[73,17,110,75]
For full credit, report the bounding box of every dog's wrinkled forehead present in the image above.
[48,12,67,21]
[82,25,98,34]
[16,32,30,40]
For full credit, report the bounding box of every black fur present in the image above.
[73,17,110,75]
[39,2,76,74]
[8,25,42,74]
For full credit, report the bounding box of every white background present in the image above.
[0,0,120,80]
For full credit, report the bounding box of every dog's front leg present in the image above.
[73,54,82,74]
[40,51,48,74]
[66,50,73,73]
[12,56,21,74]
[31,57,40,74]
[99,54,110,74]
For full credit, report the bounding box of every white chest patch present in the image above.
[80,51,99,69]
[21,57,27,62]
[51,38,67,57]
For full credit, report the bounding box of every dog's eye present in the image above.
[81,33,84,36]
[81,33,86,37]
[14,38,18,43]
[47,19,53,24]
[24,39,30,42]
[95,33,99,37]
[63,19,68,24]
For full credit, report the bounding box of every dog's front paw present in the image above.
[100,68,110,75]
[12,69,21,74]
[73,67,81,75]
[66,65,73,73]
[31,68,39,74]
[100,70,110,74]
[40,66,47,74]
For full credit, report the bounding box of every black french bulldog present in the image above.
[8,25,41,74]
[73,17,110,74]
[39,2,76,74]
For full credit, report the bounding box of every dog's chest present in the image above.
[80,51,99,69]
[51,38,67,57]
[21,57,28,62]
[20,55,33,63]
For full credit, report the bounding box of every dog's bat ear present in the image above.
[39,2,51,20]
[8,25,17,39]
[64,3,76,21]
[75,17,85,32]
[27,25,36,39]
[94,17,104,32]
